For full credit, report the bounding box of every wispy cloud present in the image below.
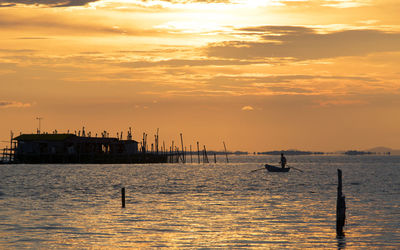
[16,37,51,40]
[0,3,16,7]
[0,101,32,108]
[0,12,162,36]
[119,58,259,68]
[0,0,376,9]
[241,105,254,111]
[322,0,372,8]
[0,0,98,7]
[316,99,367,107]
[207,26,400,60]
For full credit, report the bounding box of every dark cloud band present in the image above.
[0,0,231,7]
[0,0,99,7]
[208,26,400,60]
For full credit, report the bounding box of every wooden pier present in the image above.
[1,128,228,165]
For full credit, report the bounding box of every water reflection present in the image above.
[0,155,399,248]
[337,235,346,249]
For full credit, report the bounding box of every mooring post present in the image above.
[223,141,229,163]
[214,153,217,163]
[190,145,193,163]
[180,133,185,163]
[336,169,346,236]
[121,187,126,208]
[197,141,200,164]
[203,145,209,163]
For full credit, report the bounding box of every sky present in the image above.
[1,0,400,152]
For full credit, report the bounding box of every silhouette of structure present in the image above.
[6,132,177,164]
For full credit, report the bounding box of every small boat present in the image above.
[265,164,290,172]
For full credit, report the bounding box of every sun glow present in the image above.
[90,0,282,11]
[1,0,400,152]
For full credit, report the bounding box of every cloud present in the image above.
[241,105,254,111]
[0,13,161,36]
[322,0,371,8]
[209,74,377,84]
[0,0,382,9]
[119,58,259,68]
[0,101,32,108]
[0,0,234,8]
[16,37,51,40]
[0,49,37,53]
[315,99,368,107]
[0,0,98,7]
[207,26,400,60]
[0,3,16,7]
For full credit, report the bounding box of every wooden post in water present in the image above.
[156,128,159,154]
[214,153,217,163]
[176,147,183,163]
[190,145,193,163]
[169,146,172,163]
[9,131,13,162]
[121,187,126,208]
[336,169,346,236]
[142,133,146,153]
[180,133,185,163]
[223,141,229,163]
[145,133,148,152]
[203,145,209,163]
[163,141,166,155]
[197,142,200,164]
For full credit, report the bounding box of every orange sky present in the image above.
[1,0,400,152]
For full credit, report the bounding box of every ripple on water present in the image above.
[0,156,399,248]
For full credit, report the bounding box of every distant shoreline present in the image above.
[234,149,399,156]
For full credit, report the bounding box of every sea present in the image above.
[0,155,399,249]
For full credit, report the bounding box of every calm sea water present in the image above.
[0,155,399,249]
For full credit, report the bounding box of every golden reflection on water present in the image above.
[1,157,399,248]
[43,192,342,248]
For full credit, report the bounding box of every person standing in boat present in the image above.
[280,153,287,168]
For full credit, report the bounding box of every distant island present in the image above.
[344,150,390,155]
[344,150,374,155]
[255,147,398,156]
[257,150,324,155]
[207,150,248,155]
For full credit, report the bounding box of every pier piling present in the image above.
[190,145,193,163]
[203,145,209,163]
[223,141,229,163]
[336,169,346,236]
[121,187,126,208]
[197,142,200,164]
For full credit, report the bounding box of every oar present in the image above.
[250,167,265,173]
[288,166,303,172]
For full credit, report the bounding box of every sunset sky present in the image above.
[1,0,400,152]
